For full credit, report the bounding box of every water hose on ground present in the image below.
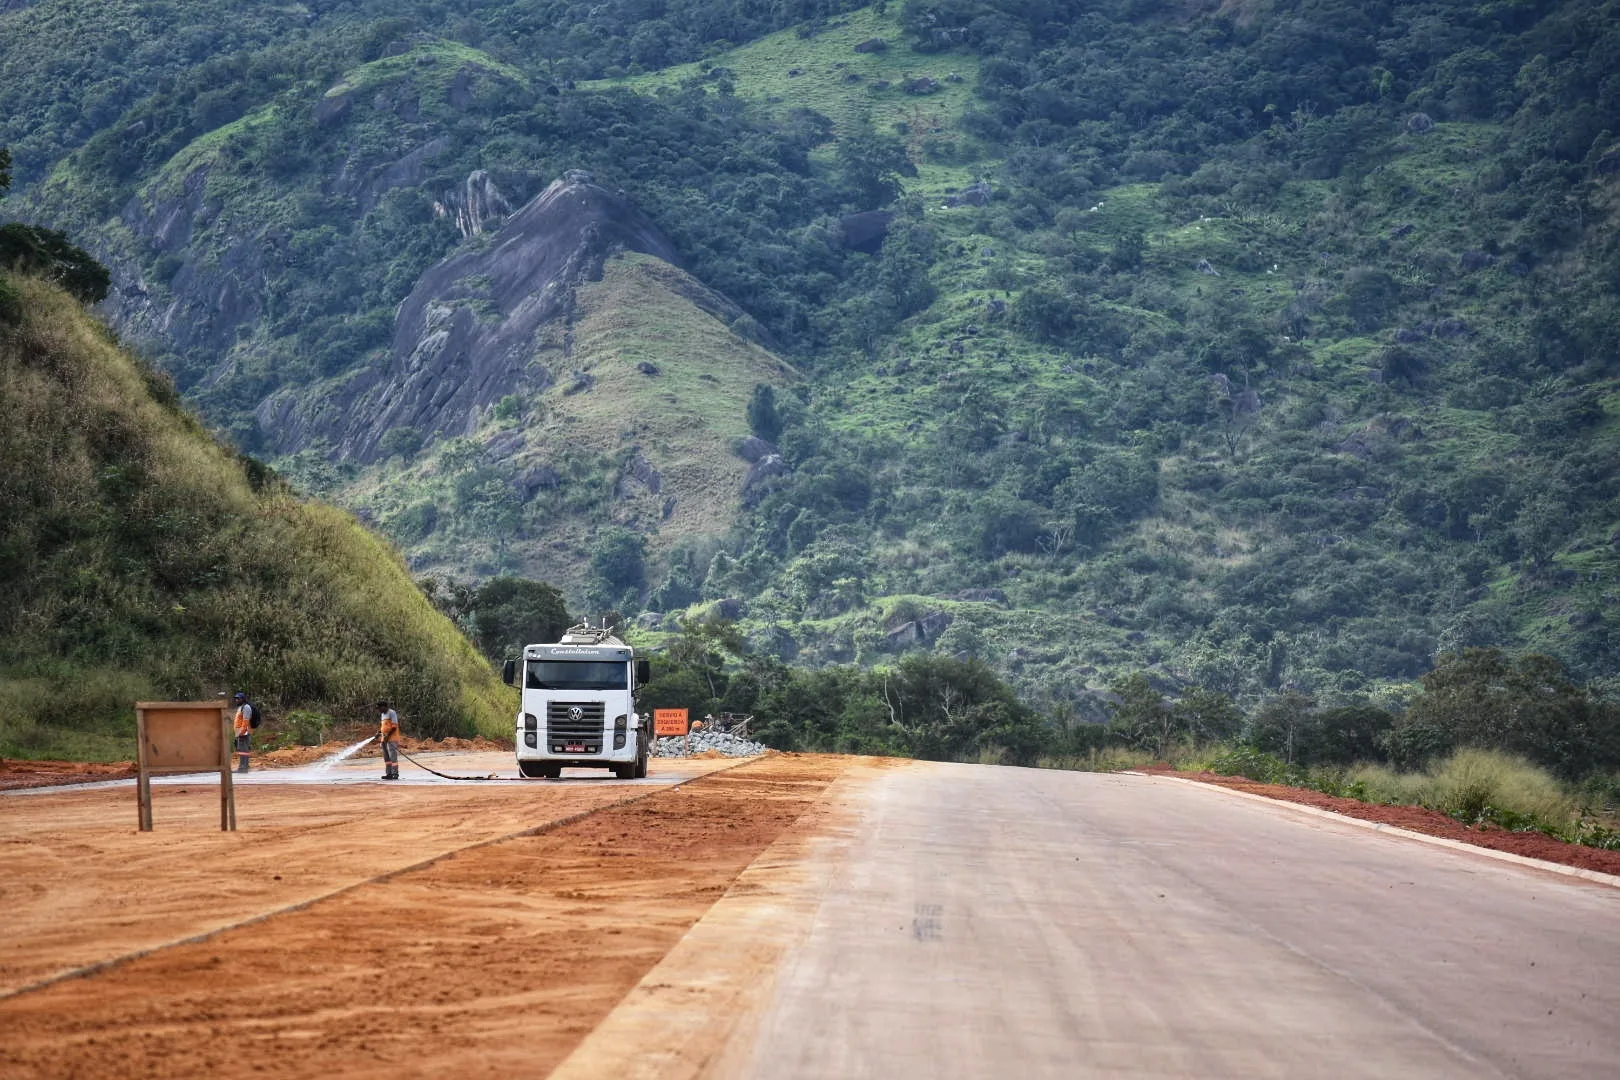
[393,744,500,781]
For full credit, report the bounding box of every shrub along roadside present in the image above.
[1201,746,1620,852]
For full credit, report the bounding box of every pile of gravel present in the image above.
[652,729,767,757]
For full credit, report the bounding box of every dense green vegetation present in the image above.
[640,611,1616,772]
[0,274,514,757]
[679,0,1620,712]
[2,0,1618,773]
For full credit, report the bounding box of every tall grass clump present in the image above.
[1351,749,1576,831]
[0,277,514,757]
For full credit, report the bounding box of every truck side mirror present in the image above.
[501,659,516,686]
[636,659,651,686]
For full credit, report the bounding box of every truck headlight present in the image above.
[524,732,537,748]
[613,714,627,750]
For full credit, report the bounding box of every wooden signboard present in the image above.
[135,701,236,832]
[653,708,689,737]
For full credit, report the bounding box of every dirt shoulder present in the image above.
[0,753,850,1079]
[0,756,740,995]
[1145,767,1620,876]
[0,758,137,790]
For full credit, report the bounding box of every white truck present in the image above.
[501,622,652,779]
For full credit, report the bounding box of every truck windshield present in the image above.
[525,661,627,691]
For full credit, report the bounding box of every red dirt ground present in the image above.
[1145,766,1620,875]
[0,753,848,1079]
[0,758,136,790]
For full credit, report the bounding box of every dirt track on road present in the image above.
[0,753,848,1079]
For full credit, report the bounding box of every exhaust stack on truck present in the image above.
[501,622,652,780]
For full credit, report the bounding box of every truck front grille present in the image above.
[546,702,606,747]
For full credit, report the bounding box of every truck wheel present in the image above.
[611,763,635,780]
[633,752,648,779]
[518,761,550,779]
[540,763,562,779]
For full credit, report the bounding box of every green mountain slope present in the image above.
[624,0,1620,706]
[0,277,514,757]
[3,0,1618,713]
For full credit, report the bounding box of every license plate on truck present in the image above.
[566,743,585,752]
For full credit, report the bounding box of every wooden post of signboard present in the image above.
[135,702,236,831]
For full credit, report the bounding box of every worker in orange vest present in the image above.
[232,692,255,773]
[376,699,400,780]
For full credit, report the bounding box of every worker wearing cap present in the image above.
[232,692,254,773]
[377,700,400,780]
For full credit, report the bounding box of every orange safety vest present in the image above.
[378,709,399,742]
[234,705,252,737]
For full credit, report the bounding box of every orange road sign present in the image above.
[654,708,689,736]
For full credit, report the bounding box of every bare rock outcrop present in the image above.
[115,166,265,357]
[265,176,679,461]
[434,170,513,239]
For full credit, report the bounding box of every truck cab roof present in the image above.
[524,643,632,661]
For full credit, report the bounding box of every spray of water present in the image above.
[312,736,377,771]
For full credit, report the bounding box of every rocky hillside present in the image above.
[263,173,687,461]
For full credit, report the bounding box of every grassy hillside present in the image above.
[0,277,515,757]
[587,6,982,138]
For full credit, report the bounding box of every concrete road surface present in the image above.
[733,762,1618,1080]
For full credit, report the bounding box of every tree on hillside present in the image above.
[1247,691,1318,765]
[418,577,476,628]
[0,144,109,319]
[1395,648,1620,778]
[586,527,646,612]
[1173,687,1244,747]
[470,577,571,662]
[0,223,110,305]
[637,617,747,719]
[1109,672,1174,758]
[835,122,913,207]
[884,653,1042,762]
[1312,703,1395,766]
[664,618,746,702]
[747,383,781,442]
